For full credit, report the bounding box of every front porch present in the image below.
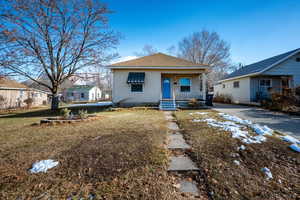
[250,75,293,102]
[159,73,207,110]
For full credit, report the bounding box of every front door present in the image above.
[162,78,171,99]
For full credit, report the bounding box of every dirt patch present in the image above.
[0,109,185,199]
[175,110,300,200]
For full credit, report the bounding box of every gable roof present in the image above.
[0,77,28,89]
[109,53,208,69]
[67,85,97,92]
[222,48,300,81]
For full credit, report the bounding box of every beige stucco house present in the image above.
[214,48,300,104]
[0,77,49,109]
[108,53,209,110]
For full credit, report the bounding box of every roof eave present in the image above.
[107,66,209,70]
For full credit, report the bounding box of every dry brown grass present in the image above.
[0,108,184,199]
[175,110,300,200]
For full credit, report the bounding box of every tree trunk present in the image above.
[51,93,60,110]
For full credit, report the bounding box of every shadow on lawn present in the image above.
[0,105,111,119]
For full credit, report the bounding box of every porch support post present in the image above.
[202,73,207,100]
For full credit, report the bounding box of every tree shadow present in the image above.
[0,105,111,119]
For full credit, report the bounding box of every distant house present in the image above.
[64,85,102,102]
[108,53,208,110]
[0,77,49,109]
[214,48,300,104]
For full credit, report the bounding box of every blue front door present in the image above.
[162,78,171,99]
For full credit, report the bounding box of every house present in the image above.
[214,48,300,104]
[64,85,102,102]
[108,53,209,110]
[0,77,49,109]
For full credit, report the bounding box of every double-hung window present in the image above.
[179,78,191,92]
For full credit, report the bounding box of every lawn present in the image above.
[175,110,300,200]
[0,107,183,199]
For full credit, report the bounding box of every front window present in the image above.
[131,84,143,92]
[179,78,191,92]
[81,93,85,98]
[259,79,271,88]
[233,81,240,88]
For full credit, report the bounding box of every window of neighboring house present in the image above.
[20,90,23,98]
[259,79,271,88]
[71,92,74,96]
[296,58,300,62]
[131,84,143,92]
[179,78,191,92]
[233,81,240,88]
[81,93,85,98]
[222,84,226,88]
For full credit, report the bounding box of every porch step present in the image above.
[159,99,176,111]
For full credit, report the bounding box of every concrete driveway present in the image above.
[212,103,300,139]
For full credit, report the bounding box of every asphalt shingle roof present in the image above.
[110,53,208,67]
[0,77,28,89]
[225,48,300,80]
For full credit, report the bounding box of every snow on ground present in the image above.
[261,167,273,180]
[189,112,208,115]
[30,160,59,173]
[289,144,300,152]
[192,118,267,144]
[68,101,112,107]
[237,145,246,151]
[281,135,300,144]
[233,160,240,165]
[218,113,273,136]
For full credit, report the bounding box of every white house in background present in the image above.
[64,85,101,102]
[108,53,208,110]
[214,48,300,104]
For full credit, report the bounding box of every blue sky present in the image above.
[106,0,300,65]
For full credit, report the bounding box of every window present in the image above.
[222,84,226,88]
[296,58,300,62]
[259,79,271,87]
[233,81,239,88]
[179,78,191,92]
[81,93,85,98]
[131,84,143,92]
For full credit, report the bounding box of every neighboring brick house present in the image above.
[0,77,49,109]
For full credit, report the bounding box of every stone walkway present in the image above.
[164,111,207,199]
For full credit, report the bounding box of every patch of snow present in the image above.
[281,135,300,144]
[237,145,246,151]
[218,113,273,136]
[289,144,300,153]
[30,159,59,173]
[194,118,267,144]
[68,101,112,107]
[233,160,240,165]
[250,124,273,136]
[261,167,273,180]
[218,113,252,125]
[189,112,208,115]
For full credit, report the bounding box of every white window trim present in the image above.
[259,79,272,88]
[179,77,192,93]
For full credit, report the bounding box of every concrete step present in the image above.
[168,156,199,172]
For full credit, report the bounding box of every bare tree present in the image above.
[0,0,119,110]
[134,44,158,57]
[178,30,231,86]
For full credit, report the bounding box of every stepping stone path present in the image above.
[164,111,207,199]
